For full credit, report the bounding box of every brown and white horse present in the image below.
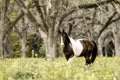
[59,29,97,65]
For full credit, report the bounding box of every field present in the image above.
[0,57,120,80]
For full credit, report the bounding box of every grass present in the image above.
[0,57,120,80]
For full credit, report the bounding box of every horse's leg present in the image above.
[67,56,75,65]
[85,56,91,65]
[90,41,97,63]
[86,59,91,65]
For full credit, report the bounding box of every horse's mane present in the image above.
[64,32,71,44]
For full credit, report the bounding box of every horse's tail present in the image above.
[91,41,97,63]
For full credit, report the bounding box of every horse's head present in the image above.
[58,29,70,46]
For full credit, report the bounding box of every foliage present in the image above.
[11,31,21,57]
[0,57,120,80]
[27,33,44,57]
[12,33,44,58]
[12,40,21,57]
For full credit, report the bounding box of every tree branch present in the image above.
[15,0,45,32]
[3,12,24,40]
[3,2,34,40]
[98,12,117,38]
[33,0,48,33]
[78,0,113,9]
[59,0,115,26]
[109,15,120,24]
[113,0,120,5]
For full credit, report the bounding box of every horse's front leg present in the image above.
[67,56,75,65]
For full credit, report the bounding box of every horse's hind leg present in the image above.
[84,52,92,65]
[85,57,91,65]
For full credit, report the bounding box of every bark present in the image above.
[4,32,13,57]
[98,30,113,56]
[33,0,59,60]
[4,2,34,40]
[45,36,56,60]
[97,12,120,56]
[3,12,24,41]
[113,32,120,56]
[42,28,56,61]
[97,12,117,38]
[19,17,27,58]
[15,0,42,29]
[20,35,27,58]
[113,21,120,56]
[33,0,48,33]
[59,0,114,26]
[0,0,8,57]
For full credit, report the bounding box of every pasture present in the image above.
[0,57,120,80]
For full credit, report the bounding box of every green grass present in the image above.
[0,57,120,80]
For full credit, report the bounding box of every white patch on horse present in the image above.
[60,36,64,46]
[69,37,83,56]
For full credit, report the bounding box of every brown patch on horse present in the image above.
[80,40,97,65]
[63,43,74,61]
[80,40,93,55]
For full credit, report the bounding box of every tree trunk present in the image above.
[114,34,120,56]
[44,31,56,61]
[98,30,113,56]
[0,0,8,57]
[47,36,56,61]
[4,33,13,57]
[38,29,56,60]
[18,17,27,58]
[20,34,27,58]
[113,21,120,56]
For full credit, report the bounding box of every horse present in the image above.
[58,29,97,65]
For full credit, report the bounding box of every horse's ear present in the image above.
[58,29,61,34]
[58,29,65,33]
[63,29,65,33]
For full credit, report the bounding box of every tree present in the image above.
[15,0,70,60]
[0,0,8,57]
[17,17,28,57]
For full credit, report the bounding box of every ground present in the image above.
[0,57,120,80]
